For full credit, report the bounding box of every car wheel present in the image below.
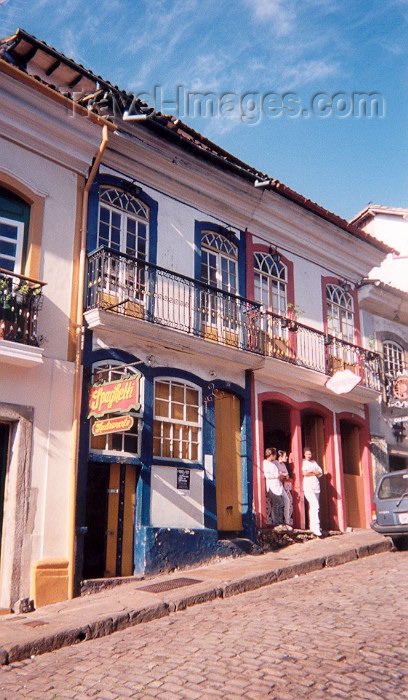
[391,536,408,551]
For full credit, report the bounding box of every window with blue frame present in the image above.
[96,187,150,310]
[98,187,149,259]
[153,378,201,462]
[200,231,239,339]
[0,187,30,273]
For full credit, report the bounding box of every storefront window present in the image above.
[153,379,201,461]
[89,361,143,456]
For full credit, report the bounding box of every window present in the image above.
[0,188,30,273]
[201,232,238,293]
[200,232,238,334]
[326,284,354,343]
[383,340,404,378]
[98,187,149,259]
[89,362,143,455]
[254,252,287,315]
[153,379,201,461]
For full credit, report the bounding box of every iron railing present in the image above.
[261,311,381,390]
[86,247,264,353]
[0,268,45,346]
[86,247,382,390]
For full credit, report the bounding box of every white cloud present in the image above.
[247,0,297,36]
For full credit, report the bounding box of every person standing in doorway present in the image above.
[263,447,285,528]
[277,450,293,528]
[302,447,323,537]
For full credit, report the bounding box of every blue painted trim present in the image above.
[87,173,158,265]
[193,220,245,297]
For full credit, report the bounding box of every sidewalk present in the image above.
[1,529,391,665]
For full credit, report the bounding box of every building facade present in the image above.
[0,31,112,607]
[352,206,408,480]
[0,29,394,602]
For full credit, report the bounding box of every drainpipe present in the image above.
[68,124,109,599]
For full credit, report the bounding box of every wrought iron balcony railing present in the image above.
[86,247,382,390]
[260,311,381,391]
[86,247,264,353]
[0,268,45,346]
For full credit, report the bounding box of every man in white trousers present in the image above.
[302,447,323,537]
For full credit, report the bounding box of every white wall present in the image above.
[150,466,204,529]
[1,138,79,360]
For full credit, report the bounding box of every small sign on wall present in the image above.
[177,468,191,490]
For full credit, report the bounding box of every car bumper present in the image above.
[371,521,408,536]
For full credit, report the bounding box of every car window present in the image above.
[378,473,408,500]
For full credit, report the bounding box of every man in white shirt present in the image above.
[264,447,285,527]
[302,447,323,537]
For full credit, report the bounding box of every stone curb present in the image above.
[1,537,392,666]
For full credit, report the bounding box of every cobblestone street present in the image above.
[1,551,407,699]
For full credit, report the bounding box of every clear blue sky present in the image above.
[1,0,407,220]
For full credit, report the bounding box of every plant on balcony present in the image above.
[0,277,12,310]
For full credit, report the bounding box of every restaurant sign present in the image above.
[88,373,141,419]
[92,415,134,436]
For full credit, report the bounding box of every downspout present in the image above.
[68,124,109,598]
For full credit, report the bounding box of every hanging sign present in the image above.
[92,415,134,436]
[88,374,141,418]
[392,376,408,401]
[326,369,362,395]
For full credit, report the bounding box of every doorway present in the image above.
[340,420,365,528]
[301,413,330,531]
[83,462,137,580]
[215,391,242,531]
[0,423,10,561]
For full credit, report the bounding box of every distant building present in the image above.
[352,206,408,479]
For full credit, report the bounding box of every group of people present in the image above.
[264,446,323,537]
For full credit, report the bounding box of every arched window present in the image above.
[200,232,238,294]
[153,378,201,461]
[98,187,149,260]
[89,361,143,455]
[383,340,404,378]
[254,252,287,315]
[326,284,354,343]
[0,187,30,274]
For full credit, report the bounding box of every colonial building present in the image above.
[352,206,408,479]
[0,29,393,602]
[0,30,113,607]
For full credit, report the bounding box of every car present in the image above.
[371,468,408,550]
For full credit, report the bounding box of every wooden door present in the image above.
[340,422,365,528]
[84,462,136,580]
[106,463,137,577]
[215,392,242,531]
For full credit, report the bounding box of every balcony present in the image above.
[0,268,45,367]
[86,247,264,364]
[85,247,382,392]
[259,311,381,392]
